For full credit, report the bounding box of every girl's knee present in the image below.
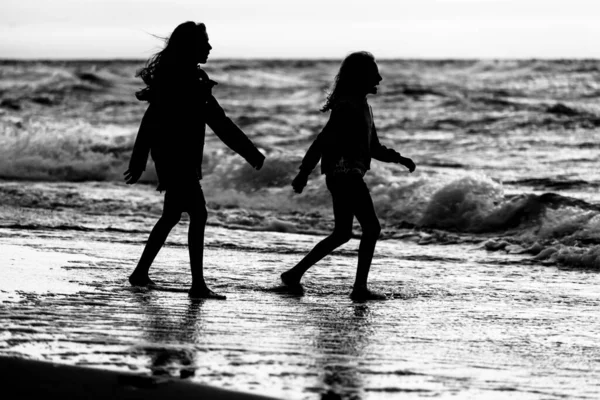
[363,221,381,239]
[330,230,352,245]
[160,212,181,227]
[189,207,208,224]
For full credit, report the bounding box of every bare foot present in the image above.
[350,287,387,302]
[188,287,226,300]
[129,274,156,287]
[281,271,302,287]
[279,271,304,295]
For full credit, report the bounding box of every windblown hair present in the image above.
[136,21,205,100]
[321,51,376,112]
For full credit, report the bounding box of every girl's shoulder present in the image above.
[197,68,218,89]
[139,68,217,104]
[331,96,365,112]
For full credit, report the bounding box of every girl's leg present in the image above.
[186,185,225,299]
[282,176,354,286]
[129,191,182,286]
[349,179,385,300]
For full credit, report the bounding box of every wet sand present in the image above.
[1,225,599,399]
[0,356,277,399]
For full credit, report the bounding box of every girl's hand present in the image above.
[253,156,264,170]
[123,168,143,184]
[399,157,416,173]
[292,172,309,194]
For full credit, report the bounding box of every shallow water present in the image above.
[1,224,599,399]
[2,59,600,398]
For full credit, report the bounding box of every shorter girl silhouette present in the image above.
[124,22,265,299]
[282,51,415,301]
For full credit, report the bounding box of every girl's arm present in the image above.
[293,102,362,193]
[299,128,326,175]
[204,96,265,170]
[125,103,155,184]
[371,123,416,172]
[370,123,400,162]
[292,120,331,193]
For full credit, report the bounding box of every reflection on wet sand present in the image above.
[132,293,205,379]
[299,300,374,400]
[2,230,599,399]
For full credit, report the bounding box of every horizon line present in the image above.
[2,56,600,62]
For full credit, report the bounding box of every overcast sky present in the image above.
[1,0,600,59]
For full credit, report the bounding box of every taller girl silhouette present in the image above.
[124,22,265,299]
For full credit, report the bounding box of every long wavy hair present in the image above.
[321,51,376,112]
[136,21,205,100]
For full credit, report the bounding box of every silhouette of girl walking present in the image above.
[124,22,265,299]
[282,52,415,301]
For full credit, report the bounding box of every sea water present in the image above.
[2,59,600,263]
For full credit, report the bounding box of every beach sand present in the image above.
[1,222,599,399]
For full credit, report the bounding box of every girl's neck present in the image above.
[345,93,367,102]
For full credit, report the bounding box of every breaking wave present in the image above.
[3,59,600,270]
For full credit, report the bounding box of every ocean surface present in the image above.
[2,59,600,264]
[1,59,600,398]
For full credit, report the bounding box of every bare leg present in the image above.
[281,232,351,286]
[282,175,353,286]
[187,189,225,299]
[129,211,181,286]
[353,202,381,289]
[350,237,386,300]
[349,179,386,301]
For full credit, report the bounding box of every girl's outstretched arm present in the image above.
[371,123,416,172]
[204,96,265,170]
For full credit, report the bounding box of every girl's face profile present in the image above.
[195,28,212,64]
[365,62,382,95]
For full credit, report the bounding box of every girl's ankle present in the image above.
[352,283,368,292]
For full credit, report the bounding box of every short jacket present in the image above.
[129,68,264,190]
[299,98,401,176]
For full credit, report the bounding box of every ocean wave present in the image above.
[3,59,600,270]
[533,245,600,270]
[0,222,147,235]
[3,171,600,269]
[504,178,596,191]
[3,160,598,239]
[0,117,134,182]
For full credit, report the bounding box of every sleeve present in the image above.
[204,96,265,167]
[128,103,155,172]
[370,122,402,163]
[298,105,350,174]
[298,102,360,174]
[298,130,324,175]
